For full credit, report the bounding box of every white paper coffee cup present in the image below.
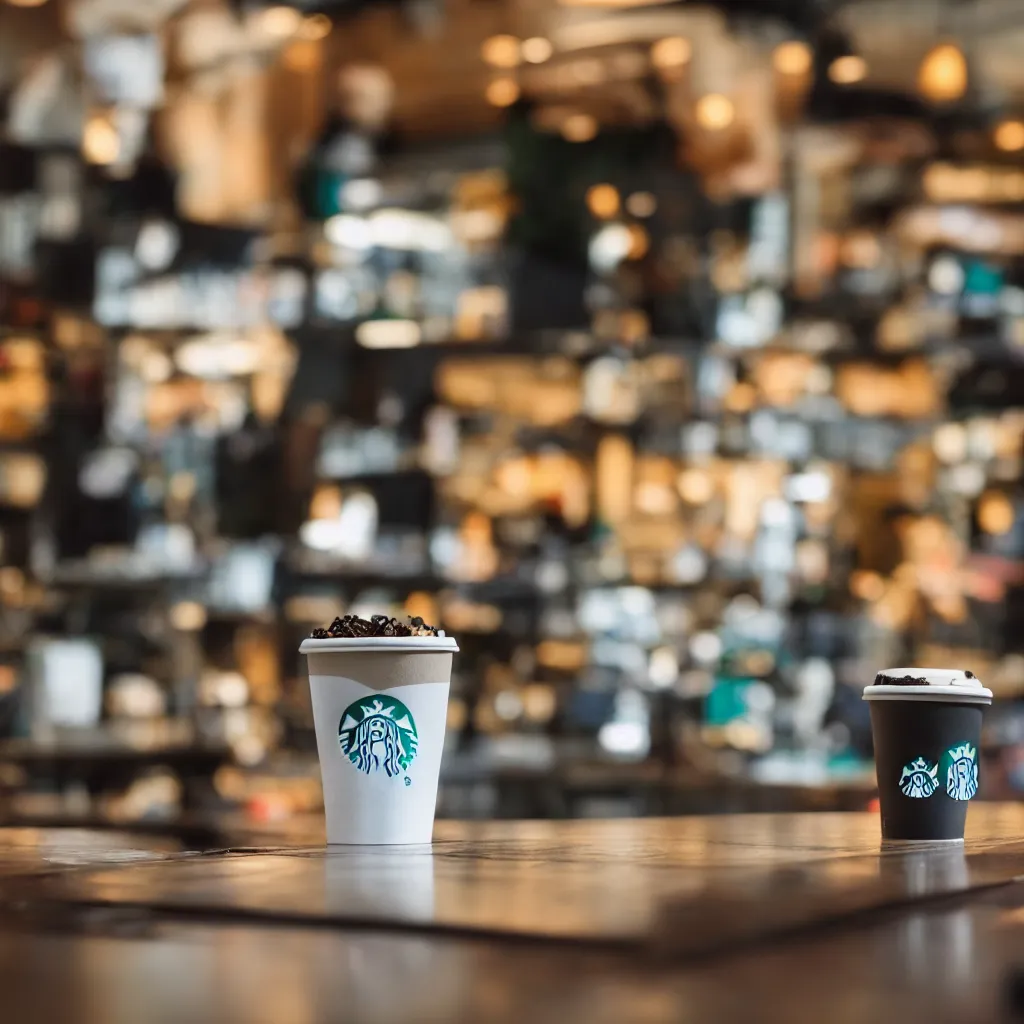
[300,635,458,845]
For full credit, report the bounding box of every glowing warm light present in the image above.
[562,113,597,142]
[355,319,422,349]
[523,684,557,722]
[918,42,967,103]
[537,639,588,671]
[310,485,342,521]
[140,349,172,383]
[724,382,757,413]
[828,55,866,85]
[626,192,656,217]
[586,183,620,219]
[695,93,735,131]
[481,34,521,69]
[5,0,48,6]
[299,14,332,40]
[850,571,885,602]
[651,36,692,70]
[933,422,968,462]
[521,37,553,63]
[486,77,520,107]
[635,480,674,515]
[170,601,207,632]
[923,161,1024,204]
[995,119,1024,153]
[596,435,634,522]
[258,5,302,39]
[677,468,714,505]
[978,491,1015,535]
[283,41,318,72]
[773,40,812,76]
[627,224,649,259]
[405,591,438,625]
[82,116,120,165]
[840,231,881,269]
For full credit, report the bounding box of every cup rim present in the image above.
[300,636,459,654]
[862,684,992,705]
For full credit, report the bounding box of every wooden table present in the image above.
[5,807,1024,1021]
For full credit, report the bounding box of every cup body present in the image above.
[869,699,984,841]
[301,637,457,845]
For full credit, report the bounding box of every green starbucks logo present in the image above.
[339,696,418,778]
[899,757,939,799]
[944,742,978,801]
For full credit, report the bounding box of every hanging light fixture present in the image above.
[695,94,735,131]
[562,113,598,142]
[773,40,812,77]
[481,35,521,69]
[819,27,867,87]
[586,184,620,219]
[828,54,866,85]
[82,115,120,166]
[485,77,520,107]
[994,118,1024,153]
[521,37,553,64]
[651,37,692,71]
[918,41,968,103]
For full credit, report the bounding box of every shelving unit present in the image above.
[0,0,1023,823]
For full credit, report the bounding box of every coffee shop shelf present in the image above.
[439,760,877,819]
[0,733,231,812]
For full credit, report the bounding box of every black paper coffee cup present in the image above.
[865,668,992,842]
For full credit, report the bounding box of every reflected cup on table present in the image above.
[864,668,992,842]
[301,618,458,845]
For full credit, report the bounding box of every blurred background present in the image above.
[0,0,1022,837]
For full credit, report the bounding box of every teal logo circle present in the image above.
[339,695,418,778]
[943,742,978,801]
[899,757,939,799]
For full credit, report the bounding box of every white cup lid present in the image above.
[863,667,992,704]
[300,635,459,654]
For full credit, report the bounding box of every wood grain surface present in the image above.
[2,885,1024,1023]
[27,806,1024,948]
[6,810,1024,1022]
[0,826,185,877]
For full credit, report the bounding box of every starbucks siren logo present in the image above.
[899,756,939,799]
[339,695,418,777]
[945,741,978,801]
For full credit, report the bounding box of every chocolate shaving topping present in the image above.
[874,673,931,687]
[874,670,978,687]
[309,614,443,639]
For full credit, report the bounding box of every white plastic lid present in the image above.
[299,635,459,654]
[862,667,992,705]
